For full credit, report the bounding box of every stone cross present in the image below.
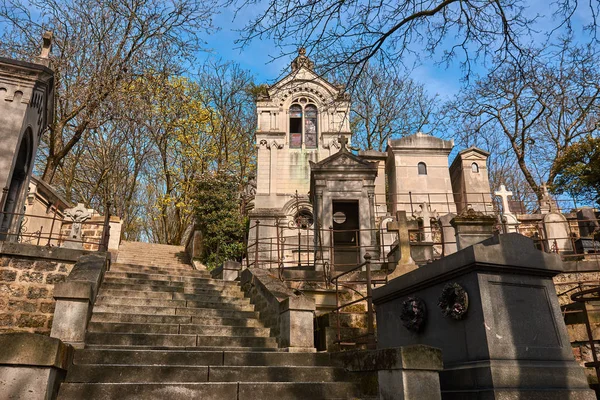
[63,203,91,249]
[539,183,556,214]
[494,184,513,215]
[413,202,438,242]
[338,135,348,150]
[386,211,418,266]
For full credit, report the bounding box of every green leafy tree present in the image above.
[554,136,600,206]
[194,173,247,268]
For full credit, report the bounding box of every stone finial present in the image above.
[291,47,315,72]
[35,31,53,67]
[338,135,349,150]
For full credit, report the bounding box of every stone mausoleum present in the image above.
[248,49,495,272]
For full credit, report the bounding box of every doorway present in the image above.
[332,200,360,272]
[0,130,33,240]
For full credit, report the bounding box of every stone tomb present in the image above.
[544,211,574,253]
[373,233,595,399]
[310,137,378,271]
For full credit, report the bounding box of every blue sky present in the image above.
[199,0,596,102]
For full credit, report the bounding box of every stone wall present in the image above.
[0,255,74,334]
[0,243,91,335]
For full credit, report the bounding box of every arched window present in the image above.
[471,162,479,173]
[289,104,303,148]
[418,162,427,175]
[289,99,318,149]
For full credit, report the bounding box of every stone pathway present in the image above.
[57,241,371,399]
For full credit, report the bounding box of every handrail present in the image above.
[330,253,381,350]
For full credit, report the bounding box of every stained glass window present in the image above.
[305,105,317,148]
[289,105,302,148]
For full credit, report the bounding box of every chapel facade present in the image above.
[248,50,493,271]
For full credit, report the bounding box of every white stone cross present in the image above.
[413,202,438,242]
[494,184,513,215]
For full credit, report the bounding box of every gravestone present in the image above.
[373,233,595,399]
[438,213,457,256]
[450,208,496,250]
[543,211,573,253]
[577,207,599,238]
[63,203,91,250]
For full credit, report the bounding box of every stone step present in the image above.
[66,364,352,383]
[100,282,244,296]
[94,296,253,311]
[102,276,239,289]
[98,288,246,301]
[87,322,271,337]
[73,349,332,367]
[92,304,259,319]
[105,271,238,285]
[58,382,364,400]
[85,332,278,348]
[281,269,325,281]
[90,312,263,327]
[84,345,282,352]
[110,265,209,277]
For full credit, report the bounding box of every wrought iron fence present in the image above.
[0,208,112,251]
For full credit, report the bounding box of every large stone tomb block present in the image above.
[373,233,595,399]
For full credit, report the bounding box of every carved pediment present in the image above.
[311,148,377,170]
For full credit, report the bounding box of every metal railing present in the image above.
[330,253,387,350]
[0,206,111,251]
[568,286,600,386]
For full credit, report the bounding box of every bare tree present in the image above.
[0,0,217,183]
[446,39,600,202]
[232,0,536,86]
[335,62,439,151]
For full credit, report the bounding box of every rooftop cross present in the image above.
[338,135,348,150]
[494,184,513,215]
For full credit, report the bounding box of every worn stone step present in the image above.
[87,322,270,337]
[179,325,270,337]
[66,365,210,383]
[102,276,239,289]
[94,296,253,311]
[105,271,238,285]
[58,382,364,400]
[97,288,246,301]
[73,349,332,367]
[57,382,237,400]
[100,282,244,296]
[66,365,351,383]
[85,332,278,348]
[92,304,259,319]
[90,312,263,327]
[84,345,282,352]
[111,264,208,275]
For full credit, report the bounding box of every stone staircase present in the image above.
[57,241,372,399]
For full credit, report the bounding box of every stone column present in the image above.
[51,281,93,348]
[268,140,283,195]
[0,333,72,400]
[278,296,316,352]
[332,345,443,400]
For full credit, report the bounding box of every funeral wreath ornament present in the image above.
[400,297,427,333]
[438,283,469,320]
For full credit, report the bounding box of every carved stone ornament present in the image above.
[400,297,427,333]
[438,282,469,320]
